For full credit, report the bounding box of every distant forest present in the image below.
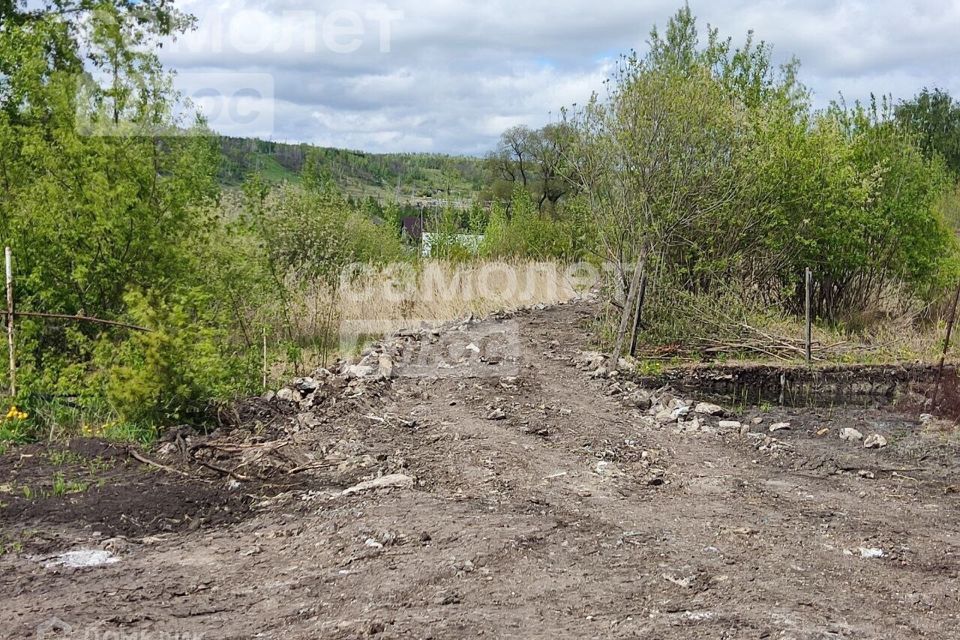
[218,136,487,202]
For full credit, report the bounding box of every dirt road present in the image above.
[3,300,960,639]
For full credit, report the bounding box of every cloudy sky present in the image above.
[159,0,960,156]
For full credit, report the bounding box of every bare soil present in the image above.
[3,300,960,639]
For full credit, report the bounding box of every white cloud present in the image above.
[159,0,960,154]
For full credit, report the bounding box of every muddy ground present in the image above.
[2,300,960,639]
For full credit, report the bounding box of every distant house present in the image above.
[401,216,423,242]
[421,233,484,258]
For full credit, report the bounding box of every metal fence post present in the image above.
[5,247,16,397]
[805,267,813,366]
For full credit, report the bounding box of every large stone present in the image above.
[486,408,507,421]
[342,474,414,496]
[377,355,395,380]
[694,402,724,416]
[655,409,677,425]
[627,391,653,411]
[863,434,888,449]
[840,428,864,442]
[293,377,319,393]
[276,387,302,403]
[345,364,375,380]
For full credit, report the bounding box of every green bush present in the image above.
[258,183,407,284]
[97,290,258,427]
[480,188,592,261]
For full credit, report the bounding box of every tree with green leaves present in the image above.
[895,88,960,177]
[0,1,240,426]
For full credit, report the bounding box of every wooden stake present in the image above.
[262,327,268,391]
[932,282,960,408]
[629,267,648,358]
[612,249,646,366]
[5,247,15,398]
[805,268,813,366]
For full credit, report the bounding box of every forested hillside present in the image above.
[218,136,486,203]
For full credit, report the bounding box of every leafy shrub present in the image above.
[258,183,406,284]
[97,290,258,427]
[480,188,592,261]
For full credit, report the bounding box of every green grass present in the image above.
[0,396,158,446]
[255,154,299,183]
[52,473,89,497]
[0,537,24,555]
[48,450,86,466]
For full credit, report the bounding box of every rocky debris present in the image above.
[43,549,120,569]
[626,390,654,411]
[486,408,507,421]
[858,547,885,559]
[594,461,624,478]
[276,387,302,403]
[293,377,320,394]
[695,402,724,417]
[769,422,791,433]
[747,433,791,454]
[719,421,742,430]
[655,408,678,425]
[589,366,612,379]
[864,434,888,449]
[840,428,864,442]
[572,351,608,372]
[345,364,375,380]
[342,474,414,496]
[377,355,395,380]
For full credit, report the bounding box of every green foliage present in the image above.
[98,290,256,426]
[480,188,592,261]
[217,135,486,202]
[259,183,406,284]
[0,1,220,406]
[895,88,960,177]
[485,124,576,213]
[0,405,33,444]
[561,5,960,354]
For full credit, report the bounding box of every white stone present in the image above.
[44,550,119,569]
[863,434,888,449]
[840,428,864,442]
[342,474,414,496]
